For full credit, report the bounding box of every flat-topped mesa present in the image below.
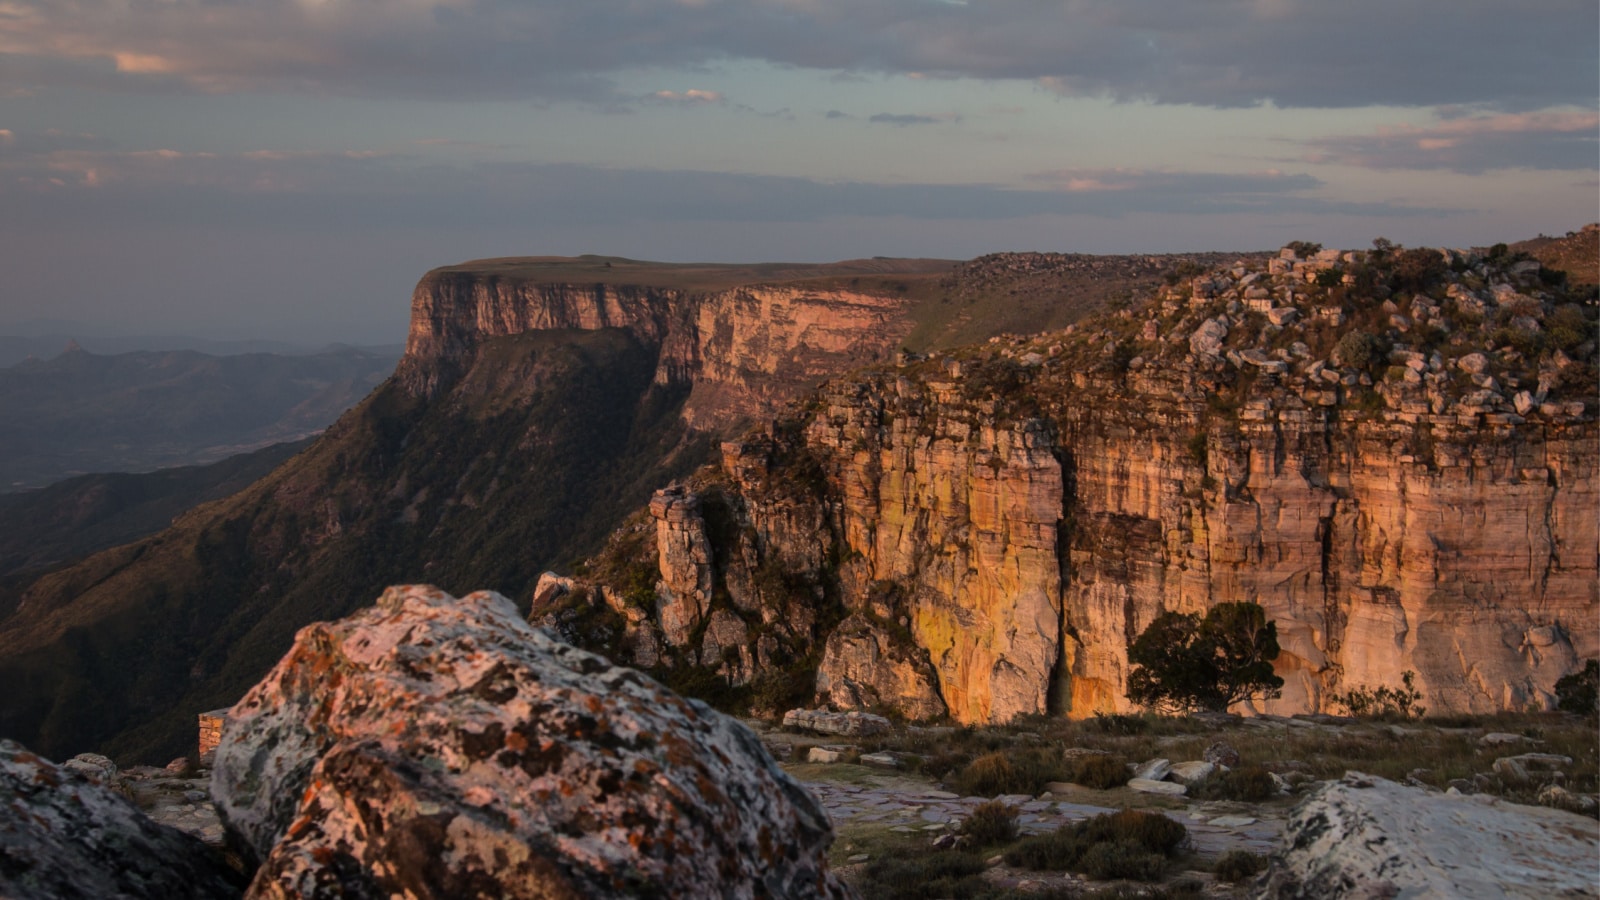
[396,256,930,428]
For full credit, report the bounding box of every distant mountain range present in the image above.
[0,343,400,490]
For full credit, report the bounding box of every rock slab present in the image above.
[0,740,242,900]
[782,708,892,737]
[213,584,851,900]
[1259,771,1600,899]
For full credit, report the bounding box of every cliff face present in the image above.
[559,244,1598,722]
[401,264,919,429]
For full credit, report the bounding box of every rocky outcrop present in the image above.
[1259,772,1600,898]
[213,584,850,900]
[0,740,243,900]
[564,243,1598,723]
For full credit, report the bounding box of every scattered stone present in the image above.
[1208,815,1257,827]
[1260,772,1599,899]
[164,756,193,776]
[1267,307,1300,327]
[1128,777,1187,796]
[0,740,244,900]
[763,741,795,761]
[847,853,871,863]
[808,747,843,764]
[1538,784,1599,817]
[213,585,850,899]
[1478,732,1534,747]
[1493,753,1572,785]
[782,708,893,737]
[859,752,901,769]
[931,834,958,850]
[1190,318,1229,357]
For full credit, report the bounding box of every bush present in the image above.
[1126,602,1284,714]
[1064,754,1131,790]
[1333,670,1426,720]
[1189,764,1279,802]
[1003,810,1187,881]
[960,800,1021,846]
[1079,839,1168,881]
[860,853,988,900]
[1091,712,1149,735]
[1556,660,1599,716]
[1213,849,1267,883]
[1334,331,1382,370]
[948,747,1066,797]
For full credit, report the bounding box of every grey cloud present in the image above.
[868,113,944,126]
[1303,110,1598,174]
[0,148,1446,232]
[1,0,1593,109]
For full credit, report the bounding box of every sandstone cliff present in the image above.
[552,243,1599,722]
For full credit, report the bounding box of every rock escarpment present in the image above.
[1259,772,1600,898]
[0,740,243,900]
[555,243,1598,722]
[213,584,850,900]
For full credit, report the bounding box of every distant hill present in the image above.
[0,345,399,490]
[0,440,311,581]
[1513,223,1600,286]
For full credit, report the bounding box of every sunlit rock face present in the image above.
[213,584,851,900]
[564,247,1597,724]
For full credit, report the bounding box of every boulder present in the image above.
[60,752,118,786]
[213,585,849,900]
[1189,318,1229,358]
[1128,777,1187,796]
[1167,761,1216,785]
[782,708,893,737]
[1267,307,1299,327]
[0,740,243,900]
[1132,758,1172,781]
[1456,352,1490,375]
[859,752,902,769]
[1259,772,1599,899]
[1204,741,1241,768]
[1492,753,1572,785]
[808,747,843,764]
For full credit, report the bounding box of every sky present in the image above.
[1,1,1596,345]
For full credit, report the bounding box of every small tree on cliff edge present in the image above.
[1126,602,1284,714]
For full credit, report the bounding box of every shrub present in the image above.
[1190,764,1279,802]
[1314,268,1343,288]
[1334,331,1381,370]
[1333,670,1426,720]
[860,853,988,900]
[1004,810,1187,881]
[1213,849,1267,883]
[1079,839,1168,881]
[1556,659,1599,716]
[1126,602,1284,714]
[948,747,1066,797]
[1091,712,1149,735]
[1064,754,1131,790]
[960,800,1021,846]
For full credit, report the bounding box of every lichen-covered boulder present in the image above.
[1259,771,1600,899]
[0,740,243,900]
[213,584,851,900]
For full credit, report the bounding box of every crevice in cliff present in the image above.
[1047,446,1076,716]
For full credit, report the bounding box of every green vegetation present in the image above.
[1332,671,1426,721]
[1126,602,1284,714]
[959,800,1021,846]
[1189,764,1279,802]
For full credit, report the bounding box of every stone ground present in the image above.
[122,765,226,846]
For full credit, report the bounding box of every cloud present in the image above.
[0,0,1592,109]
[0,141,1445,232]
[646,89,725,105]
[868,112,951,126]
[1304,108,1599,173]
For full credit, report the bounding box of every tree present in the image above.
[1126,602,1284,713]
